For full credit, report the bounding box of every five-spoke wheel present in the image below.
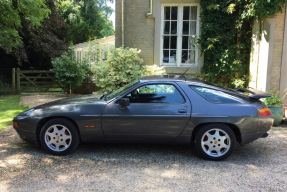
[40,118,80,155]
[195,124,235,161]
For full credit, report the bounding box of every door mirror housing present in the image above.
[118,98,130,109]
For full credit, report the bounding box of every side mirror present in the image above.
[118,98,130,110]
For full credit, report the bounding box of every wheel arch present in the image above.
[191,122,242,144]
[36,116,81,145]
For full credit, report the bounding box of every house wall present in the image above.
[280,6,287,104]
[249,6,286,104]
[115,0,203,75]
[115,0,154,65]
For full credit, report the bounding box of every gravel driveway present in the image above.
[1,95,287,191]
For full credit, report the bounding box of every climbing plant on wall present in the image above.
[200,0,287,88]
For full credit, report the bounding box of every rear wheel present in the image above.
[40,118,80,155]
[194,124,235,161]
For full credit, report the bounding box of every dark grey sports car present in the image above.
[13,75,273,160]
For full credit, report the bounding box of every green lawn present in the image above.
[0,95,29,131]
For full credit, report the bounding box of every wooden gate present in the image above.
[12,68,62,93]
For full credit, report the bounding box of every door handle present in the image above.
[178,109,187,113]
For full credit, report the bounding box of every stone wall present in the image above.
[115,0,154,65]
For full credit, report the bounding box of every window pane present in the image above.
[170,36,177,49]
[191,86,247,104]
[163,36,169,49]
[171,7,177,20]
[190,6,197,20]
[189,50,195,63]
[129,84,185,103]
[183,7,190,20]
[165,7,170,20]
[163,50,169,63]
[164,21,170,34]
[182,50,188,63]
[190,21,196,35]
[170,50,176,63]
[189,37,196,49]
[182,36,188,49]
[182,21,189,35]
[171,21,177,34]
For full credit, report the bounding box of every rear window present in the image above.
[191,86,248,104]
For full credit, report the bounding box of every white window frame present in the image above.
[160,3,200,67]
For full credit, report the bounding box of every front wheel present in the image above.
[40,118,80,155]
[194,124,235,161]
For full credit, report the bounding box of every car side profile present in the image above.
[13,75,273,160]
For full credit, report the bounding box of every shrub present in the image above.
[94,47,166,93]
[261,90,283,106]
[52,49,91,94]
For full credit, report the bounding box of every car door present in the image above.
[101,82,191,138]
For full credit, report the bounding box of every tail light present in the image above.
[13,122,19,128]
[259,107,272,117]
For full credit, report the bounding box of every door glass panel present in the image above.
[163,36,169,49]
[170,50,176,63]
[163,50,169,63]
[189,50,195,63]
[171,21,177,34]
[183,7,190,20]
[182,50,188,63]
[182,21,189,34]
[190,21,196,35]
[190,6,197,20]
[170,36,177,49]
[165,7,170,20]
[182,36,188,49]
[125,84,185,103]
[171,7,178,20]
[164,21,170,34]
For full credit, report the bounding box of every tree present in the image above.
[56,0,114,44]
[0,0,69,69]
[0,0,51,51]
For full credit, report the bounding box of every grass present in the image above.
[0,95,29,131]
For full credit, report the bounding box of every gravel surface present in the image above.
[1,95,287,191]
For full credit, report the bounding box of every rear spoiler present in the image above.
[236,88,271,100]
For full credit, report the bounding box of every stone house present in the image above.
[115,0,287,102]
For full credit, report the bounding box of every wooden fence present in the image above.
[12,68,62,93]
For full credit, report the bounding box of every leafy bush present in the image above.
[261,91,282,106]
[144,65,166,76]
[94,47,166,93]
[52,49,92,94]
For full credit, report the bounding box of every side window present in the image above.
[124,84,185,103]
[191,86,248,104]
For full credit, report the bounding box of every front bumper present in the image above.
[13,115,40,145]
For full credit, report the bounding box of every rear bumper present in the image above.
[241,116,273,144]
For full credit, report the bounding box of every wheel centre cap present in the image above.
[57,136,60,140]
[214,141,218,144]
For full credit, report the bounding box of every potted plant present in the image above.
[261,91,283,126]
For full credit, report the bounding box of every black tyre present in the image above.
[194,124,235,161]
[40,118,80,155]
